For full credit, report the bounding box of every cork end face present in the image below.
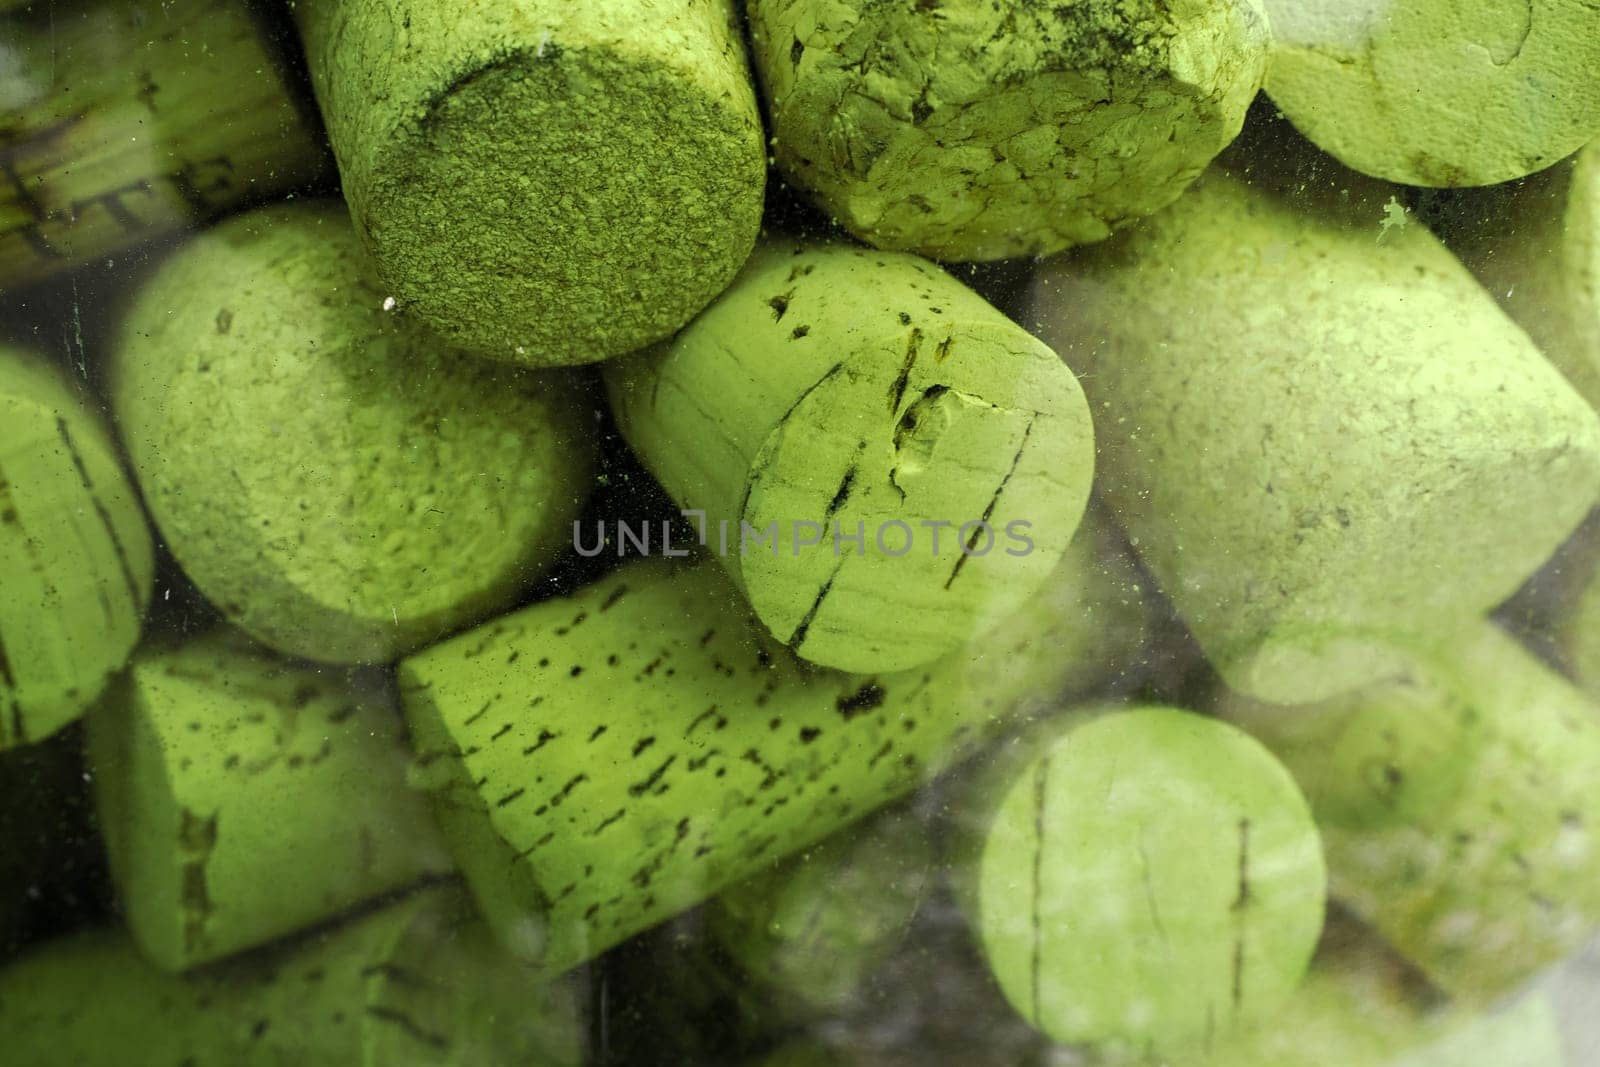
[756,0,1266,261]
[1264,0,1600,186]
[970,707,1326,1058]
[112,201,598,667]
[360,44,765,365]
[736,323,1094,674]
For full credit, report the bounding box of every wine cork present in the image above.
[292,0,766,364]
[0,0,330,292]
[708,805,932,1017]
[84,629,456,971]
[945,706,1326,1059]
[1222,623,1600,1001]
[399,514,1146,975]
[1024,164,1600,704]
[112,198,596,665]
[1262,0,1600,187]
[0,887,585,1066]
[746,0,1268,261]
[1182,917,1564,1067]
[605,238,1096,673]
[0,344,153,750]
[1442,143,1600,411]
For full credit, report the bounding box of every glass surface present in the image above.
[3,1,1600,1064]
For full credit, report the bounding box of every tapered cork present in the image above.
[605,238,1095,673]
[84,629,456,971]
[1025,163,1600,704]
[0,344,153,750]
[292,0,766,364]
[112,199,596,665]
[0,0,330,291]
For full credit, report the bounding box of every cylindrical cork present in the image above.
[112,199,596,665]
[708,804,932,1017]
[1182,916,1564,1067]
[0,887,586,1066]
[0,0,330,292]
[398,513,1149,976]
[84,628,456,971]
[1442,143,1600,410]
[1261,0,1600,186]
[944,706,1326,1059]
[745,0,1268,261]
[0,344,153,750]
[1222,623,1600,1002]
[1024,163,1600,705]
[605,238,1095,674]
[292,0,766,365]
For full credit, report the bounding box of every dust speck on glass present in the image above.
[1,1,1598,1065]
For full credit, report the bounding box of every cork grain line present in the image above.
[56,416,145,614]
[946,415,1035,590]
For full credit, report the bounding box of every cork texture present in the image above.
[606,239,1095,673]
[1025,165,1600,704]
[0,344,153,750]
[112,199,596,665]
[293,0,766,363]
[747,0,1268,260]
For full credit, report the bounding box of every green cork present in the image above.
[1180,917,1565,1067]
[0,0,330,291]
[292,0,766,364]
[1024,164,1600,704]
[1444,142,1600,411]
[1223,623,1600,1002]
[399,513,1147,976]
[605,239,1096,674]
[0,887,585,1066]
[112,199,596,665]
[745,0,1268,261]
[1263,0,1600,186]
[708,804,932,1017]
[84,629,456,972]
[946,706,1326,1059]
[0,344,153,751]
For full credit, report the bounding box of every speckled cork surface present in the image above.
[293,0,767,364]
[398,515,1148,977]
[1264,0,1600,186]
[1224,624,1600,1003]
[112,199,595,665]
[1025,163,1600,704]
[0,887,585,1066]
[85,630,455,972]
[747,0,1268,260]
[605,239,1096,674]
[0,345,153,751]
